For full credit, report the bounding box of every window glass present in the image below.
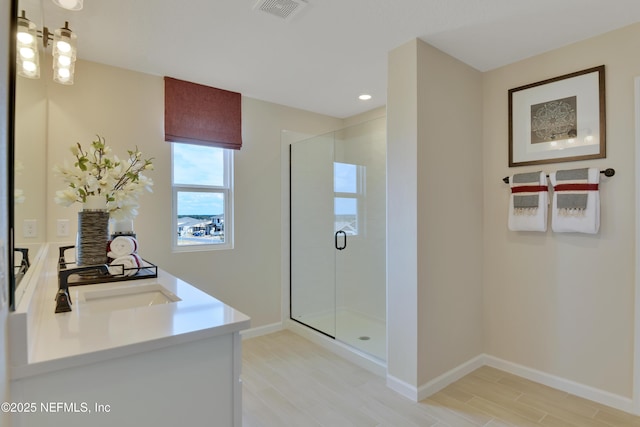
[335,197,358,235]
[172,144,232,250]
[334,162,363,236]
[176,191,225,246]
[334,162,357,193]
[173,144,225,186]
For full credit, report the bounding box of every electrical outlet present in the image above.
[57,219,70,237]
[23,219,37,238]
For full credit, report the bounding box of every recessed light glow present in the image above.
[358,94,372,101]
[52,0,83,11]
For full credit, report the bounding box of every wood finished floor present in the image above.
[242,330,640,427]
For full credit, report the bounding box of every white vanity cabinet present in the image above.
[9,244,250,427]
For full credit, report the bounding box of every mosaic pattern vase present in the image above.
[76,196,109,266]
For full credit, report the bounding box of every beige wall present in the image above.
[387,39,484,391]
[386,26,637,400]
[483,23,640,397]
[387,39,420,387]
[416,40,484,385]
[44,59,343,328]
[343,106,386,127]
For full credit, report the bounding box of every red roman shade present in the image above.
[164,77,242,150]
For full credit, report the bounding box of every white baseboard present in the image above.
[240,322,283,340]
[386,375,419,401]
[387,353,636,415]
[417,354,485,401]
[484,354,636,415]
[386,354,485,402]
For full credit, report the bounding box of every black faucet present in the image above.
[55,265,109,313]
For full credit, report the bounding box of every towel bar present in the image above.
[502,168,615,184]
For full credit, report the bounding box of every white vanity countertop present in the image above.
[10,245,251,379]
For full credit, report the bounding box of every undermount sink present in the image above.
[81,283,181,312]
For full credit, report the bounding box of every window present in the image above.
[334,162,364,236]
[172,143,233,250]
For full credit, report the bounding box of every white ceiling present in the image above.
[35,0,640,118]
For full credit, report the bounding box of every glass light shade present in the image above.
[21,60,39,78]
[52,25,77,61]
[56,54,72,67]
[19,46,35,59]
[17,30,34,44]
[16,14,40,79]
[57,68,70,79]
[22,61,37,72]
[52,23,77,84]
[53,61,75,85]
[52,0,83,11]
[17,15,36,44]
[55,39,71,53]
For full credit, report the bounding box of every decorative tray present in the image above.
[58,245,158,286]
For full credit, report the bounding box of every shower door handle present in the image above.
[335,230,347,250]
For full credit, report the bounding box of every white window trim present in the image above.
[171,145,234,252]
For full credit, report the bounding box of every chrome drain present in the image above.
[358,336,370,341]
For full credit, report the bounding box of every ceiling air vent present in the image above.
[253,0,308,21]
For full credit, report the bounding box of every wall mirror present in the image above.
[10,0,48,309]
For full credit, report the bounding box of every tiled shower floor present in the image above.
[295,309,386,361]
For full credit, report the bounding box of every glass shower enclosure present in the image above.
[290,117,386,361]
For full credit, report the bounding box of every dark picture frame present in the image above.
[508,65,606,167]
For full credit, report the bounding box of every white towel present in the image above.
[550,167,600,234]
[508,171,548,232]
[107,236,138,259]
[108,254,143,277]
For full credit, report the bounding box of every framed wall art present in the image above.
[508,65,606,167]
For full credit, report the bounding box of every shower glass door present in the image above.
[290,132,336,337]
[290,117,386,361]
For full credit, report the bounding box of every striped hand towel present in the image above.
[550,167,600,234]
[508,171,548,232]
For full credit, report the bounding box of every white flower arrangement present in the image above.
[54,135,154,220]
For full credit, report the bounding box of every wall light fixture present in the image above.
[16,11,40,79]
[16,10,78,85]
